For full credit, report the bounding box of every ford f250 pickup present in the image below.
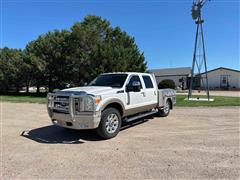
[47,72,176,139]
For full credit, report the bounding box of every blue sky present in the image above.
[1,0,239,71]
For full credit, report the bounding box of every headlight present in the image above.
[83,96,95,111]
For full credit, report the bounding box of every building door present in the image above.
[220,75,229,88]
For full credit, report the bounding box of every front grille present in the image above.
[54,101,69,110]
[53,96,69,112]
[54,95,69,101]
[73,97,83,114]
[55,96,69,102]
[48,93,86,115]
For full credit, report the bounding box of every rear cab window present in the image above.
[142,75,154,88]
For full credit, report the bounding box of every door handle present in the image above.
[141,92,146,97]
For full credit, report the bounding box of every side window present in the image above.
[142,75,154,88]
[128,75,142,88]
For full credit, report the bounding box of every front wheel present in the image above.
[157,99,171,117]
[97,107,121,139]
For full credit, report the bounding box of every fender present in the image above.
[96,97,125,115]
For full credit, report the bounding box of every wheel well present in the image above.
[167,98,173,109]
[103,103,123,117]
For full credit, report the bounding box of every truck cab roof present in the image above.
[102,72,154,76]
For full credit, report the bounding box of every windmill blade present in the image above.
[191,2,200,20]
[191,0,210,20]
[202,0,211,6]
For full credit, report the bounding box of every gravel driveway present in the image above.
[1,102,240,179]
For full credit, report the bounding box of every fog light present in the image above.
[52,119,57,124]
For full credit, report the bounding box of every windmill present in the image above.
[188,0,211,101]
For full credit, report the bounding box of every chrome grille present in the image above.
[51,95,70,112]
[47,93,91,117]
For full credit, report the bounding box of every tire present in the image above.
[97,107,122,139]
[157,99,171,117]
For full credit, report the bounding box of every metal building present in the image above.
[197,67,240,90]
[149,67,191,90]
[149,67,240,90]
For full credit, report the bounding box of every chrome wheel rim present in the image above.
[105,113,119,134]
[164,101,170,114]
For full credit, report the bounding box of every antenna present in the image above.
[188,0,211,101]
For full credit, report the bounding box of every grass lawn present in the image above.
[176,95,240,107]
[1,94,239,107]
[0,95,46,104]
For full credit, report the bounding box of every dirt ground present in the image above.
[177,90,240,97]
[1,102,240,179]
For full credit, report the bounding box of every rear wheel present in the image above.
[157,99,171,117]
[97,108,121,139]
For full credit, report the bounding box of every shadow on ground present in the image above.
[21,116,153,144]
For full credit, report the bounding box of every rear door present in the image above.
[142,75,158,106]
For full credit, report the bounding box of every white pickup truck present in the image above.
[47,72,176,139]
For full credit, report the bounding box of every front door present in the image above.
[125,75,146,113]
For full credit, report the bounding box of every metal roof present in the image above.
[198,67,240,75]
[149,67,191,76]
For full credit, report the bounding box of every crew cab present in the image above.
[47,72,176,139]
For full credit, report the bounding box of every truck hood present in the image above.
[60,86,119,96]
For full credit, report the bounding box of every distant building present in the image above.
[198,67,240,90]
[149,67,240,90]
[149,67,191,89]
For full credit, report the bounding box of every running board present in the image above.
[124,110,158,123]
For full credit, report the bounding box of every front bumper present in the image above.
[47,93,101,130]
[51,111,101,130]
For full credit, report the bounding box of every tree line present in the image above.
[0,15,147,93]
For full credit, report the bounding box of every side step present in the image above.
[124,110,158,123]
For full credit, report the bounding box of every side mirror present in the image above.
[126,81,141,92]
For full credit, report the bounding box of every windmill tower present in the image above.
[188,0,211,101]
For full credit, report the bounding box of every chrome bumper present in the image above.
[51,112,101,129]
[47,93,101,130]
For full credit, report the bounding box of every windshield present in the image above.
[89,74,128,88]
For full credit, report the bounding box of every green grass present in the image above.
[1,94,240,107]
[0,95,46,104]
[176,95,240,107]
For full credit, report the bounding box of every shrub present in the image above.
[158,79,175,89]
